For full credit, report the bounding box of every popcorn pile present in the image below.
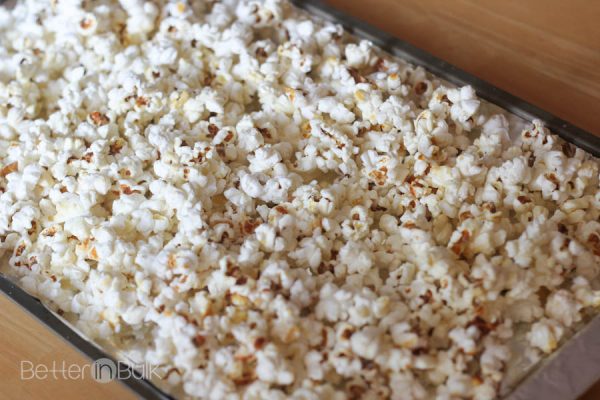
[1,0,599,398]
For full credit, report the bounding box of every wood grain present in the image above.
[0,294,134,400]
[1,1,599,399]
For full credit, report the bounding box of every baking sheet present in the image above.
[1,0,599,399]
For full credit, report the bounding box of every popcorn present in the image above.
[446,85,480,127]
[545,290,581,328]
[1,0,599,399]
[255,344,295,385]
[527,318,565,354]
[344,41,372,69]
[499,156,532,186]
[350,326,381,359]
[338,240,373,274]
[240,172,265,198]
[254,223,285,252]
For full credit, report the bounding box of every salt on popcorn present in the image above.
[0,0,599,399]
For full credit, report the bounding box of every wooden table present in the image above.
[1,1,599,399]
[0,294,134,400]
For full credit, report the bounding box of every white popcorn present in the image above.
[527,318,565,354]
[317,97,355,123]
[350,326,381,360]
[447,86,480,125]
[11,204,40,233]
[499,157,532,186]
[345,41,372,68]
[545,290,580,328]
[456,152,484,178]
[248,146,281,173]
[1,1,599,399]
[339,240,373,274]
[255,344,295,385]
[240,172,265,198]
[449,326,480,355]
[254,223,285,252]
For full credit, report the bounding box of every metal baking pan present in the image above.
[1,0,599,399]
